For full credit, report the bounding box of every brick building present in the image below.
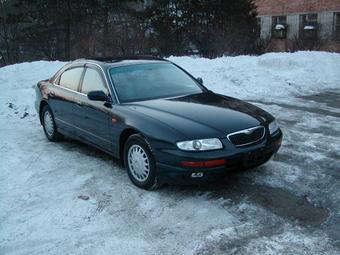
[255,0,340,51]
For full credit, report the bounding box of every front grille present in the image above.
[227,126,265,147]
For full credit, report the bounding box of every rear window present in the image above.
[59,67,84,91]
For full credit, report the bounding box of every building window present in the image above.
[272,16,287,39]
[256,17,261,38]
[300,13,318,39]
[335,13,340,41]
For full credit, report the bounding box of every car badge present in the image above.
[244,128,254,135]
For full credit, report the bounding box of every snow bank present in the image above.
[0,61,65,118]
[1,52,339,119]
[169,51,340,102]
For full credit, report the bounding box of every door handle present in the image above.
[75,101,83,107]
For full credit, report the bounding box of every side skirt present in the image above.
[58,127,117,158]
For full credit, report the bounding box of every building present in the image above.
[255,0,340,51]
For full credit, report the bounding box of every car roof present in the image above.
[72,56,169,68]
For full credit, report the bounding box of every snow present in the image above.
[169,51,340,102]
[1,52,340,254]
[304,25,316,30]
[0,61,64,118]
[1,51,339,119]
[275,24,285,30]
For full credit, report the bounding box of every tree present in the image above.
[145,0,258,57]
[14,0,97,60]
[0,0,260,65]
[0,0,22,65]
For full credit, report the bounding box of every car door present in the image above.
[49,65,85,134]
[73,64,114,152]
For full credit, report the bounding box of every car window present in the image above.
[109,63,203,103]
[59,67,84,91]
[81,68,108,95]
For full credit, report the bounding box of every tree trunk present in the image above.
[64,18,71,60]
[103,0,109,57]
[63,0,71,60]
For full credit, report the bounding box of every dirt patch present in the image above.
[245,184,330,227]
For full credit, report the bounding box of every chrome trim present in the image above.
[53,82,87,96]
[55,117,112,144]
[227,126,266,147]
[52,61,119,103]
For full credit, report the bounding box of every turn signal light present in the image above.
[275,137,282,147]
[181,159,226,168]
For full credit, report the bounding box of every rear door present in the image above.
[49,65,85,134]
[73,64,114,152]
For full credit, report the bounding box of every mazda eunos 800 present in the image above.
[35,57,282,190]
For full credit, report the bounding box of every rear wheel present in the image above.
[41,105,63,142]
[124,134,160,190]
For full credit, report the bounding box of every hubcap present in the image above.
[44,111,54,137]
[128,145,150,182]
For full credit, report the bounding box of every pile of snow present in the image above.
[304,25,316,30]
[1,51,340,119]
[0,61,65,118]
[275,24,286,30]
[169,51,340,102]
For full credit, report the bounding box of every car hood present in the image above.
[124,92,273,139]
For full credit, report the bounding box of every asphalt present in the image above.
[162,89,340,253]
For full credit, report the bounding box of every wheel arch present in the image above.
[119,128,140,167]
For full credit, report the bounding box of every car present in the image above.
[35,56,282,190]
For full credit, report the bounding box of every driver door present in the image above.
[73,65,113,153]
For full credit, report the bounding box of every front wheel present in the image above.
[41,105,63,142]
[124,134,160,190]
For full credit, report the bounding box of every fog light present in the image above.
[275,137,282,147]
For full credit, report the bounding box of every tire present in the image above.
[41,105,63,142]
[124,134,160,190]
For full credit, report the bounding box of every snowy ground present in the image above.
[1,52,340,254]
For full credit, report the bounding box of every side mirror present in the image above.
[87,90,110,101]
[196,77,203,84]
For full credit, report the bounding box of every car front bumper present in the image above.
[155,130,283,185]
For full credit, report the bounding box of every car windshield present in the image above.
[109,63,204,103]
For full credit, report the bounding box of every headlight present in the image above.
[176,138,223,151]
[268,120,279,135]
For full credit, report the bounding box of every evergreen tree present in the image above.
[145,0,258,57]
[14,0,98,60]
[0,0,259,64]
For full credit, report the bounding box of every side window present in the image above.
[59,67,84,91]
[256,17,261,38]
[81,68,108,95]
[335,13,340,41]
[300,13,318,38]
[272,16,287,39]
